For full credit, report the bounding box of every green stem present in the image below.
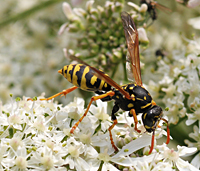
[0,0,63,28]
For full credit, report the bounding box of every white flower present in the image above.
[158,75,173,85]
[187,0,200,8]
[63,137,93,171]
[186,108,200,127]
[97,149,119,171]
[156,144,198,171]
[15,156,27,169]
[162,84,177,98]
[90,99,110,132]
[14,146,29,170]
[28,145,65,170]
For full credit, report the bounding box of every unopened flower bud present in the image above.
[73,8,87,18]
[140,4,148,13]
[86,0,94,12]
[128,2,140,11]
[138,28,149,45]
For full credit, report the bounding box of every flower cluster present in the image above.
[144,36,200,119]
[59,0,150,78]
[0,96,198,170]
[144,31,200,170]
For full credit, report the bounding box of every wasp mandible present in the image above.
[32,12,170,154]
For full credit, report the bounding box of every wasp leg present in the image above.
[130,108,141,133]
[161,118,170,144]
[95,90,112,102]
[108,103,120,151]
[70,91,115,134]
[149,130,155,154]
[27,86,78,101]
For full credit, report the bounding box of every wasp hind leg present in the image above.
[27,86,78,101]
[108,103,120,151]
[70,91,115,133]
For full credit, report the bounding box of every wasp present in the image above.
[33,12,170,154]
[140,0,171,21]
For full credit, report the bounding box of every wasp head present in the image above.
[142,105,163,133]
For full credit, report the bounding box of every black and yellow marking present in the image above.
[141,103,152,109]
[128,103,134,108]
[60,64,111,92]
[129,86,134,90]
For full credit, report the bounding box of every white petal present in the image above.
[185,118,196,126]
[111,153,155,167]
[177,145,197,156]
[102,162,119,171]
[75,157,90,171]
[112,133,151,158]
[191,153,200,169]
[176,158,199,171]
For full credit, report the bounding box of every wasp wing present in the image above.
[153,2,172,13]
[69,55,131,99]
[121,12,142,86]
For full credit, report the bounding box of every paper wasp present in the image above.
[30,12,170,154]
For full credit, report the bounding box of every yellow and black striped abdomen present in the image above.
[59,64,111,92]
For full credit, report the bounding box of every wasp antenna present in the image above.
[149,130,155,154]
[161,118,170,144]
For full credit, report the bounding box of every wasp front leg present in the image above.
[129,108,141,133]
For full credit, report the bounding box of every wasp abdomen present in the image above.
[60,64,111,92]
